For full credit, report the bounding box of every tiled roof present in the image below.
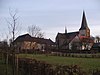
[14,34,33,42]
[14,34,55,45]
[66,32,79,39]
[79,36,94,43]
[57,32,79,44]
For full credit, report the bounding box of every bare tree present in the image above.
[28,25,44,38]
[7,9,20,75]
[7,9,19,41]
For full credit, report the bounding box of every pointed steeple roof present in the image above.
[65,26,67,33]
[79,11,89,30]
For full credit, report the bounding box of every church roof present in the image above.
[79,36,94,43]
[79,11,89,30]
[57,31,79,43]
[66,32,79,38]
[57,32,79,38]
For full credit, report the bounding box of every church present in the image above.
[56,11,94,50]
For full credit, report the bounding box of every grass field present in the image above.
[18,54,100,71]
[0,53,100,75]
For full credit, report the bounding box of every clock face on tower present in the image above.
[86,29,90,37]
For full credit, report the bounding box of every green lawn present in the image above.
[0,53,100,74]
[18,54,100,71]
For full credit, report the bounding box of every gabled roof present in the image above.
[65,32,79,44]
[56,31,79,44]
[79,11,89,30]
[14,34,33,42]
[14,34,55,45]
[66,32,79,39]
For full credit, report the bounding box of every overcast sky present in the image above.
[0,0,100,41]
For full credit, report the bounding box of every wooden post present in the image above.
[16,54,19,75]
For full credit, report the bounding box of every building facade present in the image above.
[14,34,55,53]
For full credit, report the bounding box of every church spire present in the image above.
[65,26,67,33]
[79,11,89,30]
[79,11,90,37]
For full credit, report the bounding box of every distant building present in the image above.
[56,11,94,50]
[91,43,100,52]
[14,34,55,53]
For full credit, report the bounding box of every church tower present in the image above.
[79,11,90,37]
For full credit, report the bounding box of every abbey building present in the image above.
[56,11,94,50]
